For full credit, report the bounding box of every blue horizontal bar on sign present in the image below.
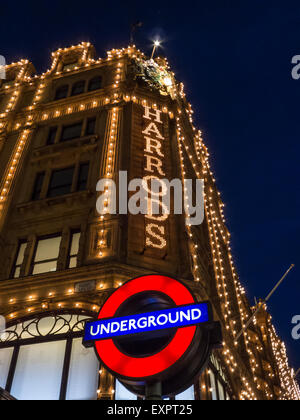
[84,303,210,342]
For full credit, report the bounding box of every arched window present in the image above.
[0,311,99,400]
[54,85,69,101]
[71,81,85,96]
[88,76,102,92]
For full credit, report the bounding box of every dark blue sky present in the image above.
[1,1,299,371]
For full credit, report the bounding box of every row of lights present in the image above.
[5,284,108,321]
[269,323,300,400]
[0,75,48,219]
[9,93,170,132]
[7,302,100,321]
[98,106,120,258]
[4,279,125,325]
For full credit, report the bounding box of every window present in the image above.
[71,81,85,96]
[68,231,81,268]
[47,127,58,145]
[88,76,102,92]
[32,172,45,201]
[115,380,138,401]
[55,85,68,100]
[11,340,66,400]
[12,241,27,278]
[61,122,82,142]
[217,380,225,400]
[85,117,96,135]
[175,386,195,400]
[66,337,99,400]
[209,370,218,400]
[47,167,74,198]
[46,163,89,199]
[0,314,99,400]
[31,234,62,275]
[0,348,13,389]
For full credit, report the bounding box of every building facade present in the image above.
[0,43,299,400]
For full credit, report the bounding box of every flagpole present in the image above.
[151,41,161,60]
[235,264,295,342]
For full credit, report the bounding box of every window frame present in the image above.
[31,171,46,201]
[71,81,86,96]
[47,166,75,198]
[67,229,81,269]
[30,233,62,276]
[60,121,83,142]
[207,362,231,400]
[88,76,102,92]
[54,85,69,101]
[11,240,28,279]
[0,311,97,401]
[85,117,96,136]
[46,126,58,146]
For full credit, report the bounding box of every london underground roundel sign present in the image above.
[83,275,222,397]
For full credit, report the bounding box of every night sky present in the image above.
[1,1,299,371]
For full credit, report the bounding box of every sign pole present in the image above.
[145,382,162,400]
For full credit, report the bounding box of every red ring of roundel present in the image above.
[95,275,197,379]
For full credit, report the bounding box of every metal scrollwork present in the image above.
[0,313,92,344]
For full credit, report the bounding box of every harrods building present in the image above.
[0,42,299,400]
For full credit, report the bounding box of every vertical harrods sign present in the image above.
[142,105,169,250]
